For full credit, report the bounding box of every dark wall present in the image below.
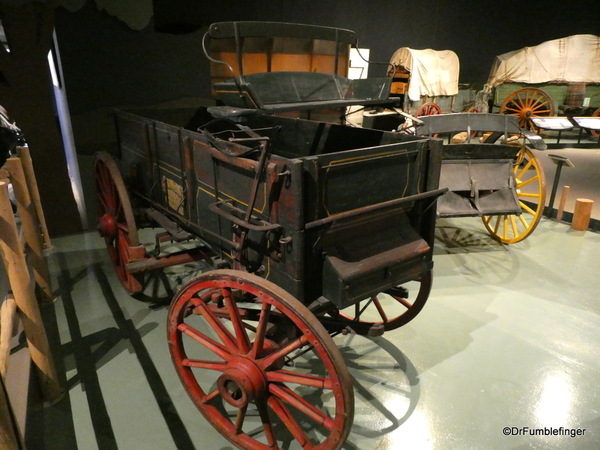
[157,0,600,86]
[55,4,210,115]
[56,0,600,115]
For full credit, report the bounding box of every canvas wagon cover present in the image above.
[486,34,600,88]
[389,47,459,101]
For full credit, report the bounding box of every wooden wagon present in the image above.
[95,21,446,450]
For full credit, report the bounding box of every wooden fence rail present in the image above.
[0,147,63,449]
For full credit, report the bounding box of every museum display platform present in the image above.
[31,214,599,450]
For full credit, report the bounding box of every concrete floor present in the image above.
[36,215,600,450]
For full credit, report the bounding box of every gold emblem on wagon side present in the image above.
[162,176,184,214]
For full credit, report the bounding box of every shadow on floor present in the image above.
[41,254,197,450]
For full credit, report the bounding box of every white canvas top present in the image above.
[389,47,460,101]
[486,34,600,88]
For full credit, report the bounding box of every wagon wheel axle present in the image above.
[97,212,117,240]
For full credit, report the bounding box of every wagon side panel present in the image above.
[191,141,306,300]
[115,112,155,202]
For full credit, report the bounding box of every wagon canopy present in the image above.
[389,47,460,101]
[486,34,600,88]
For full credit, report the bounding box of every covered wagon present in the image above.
[484,34,600,132]
[388,47,461,116]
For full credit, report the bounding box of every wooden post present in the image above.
[0,295,17,382]
[5,157,55,303]
[572,198,594,231]
[0,374,22,450]
[15,146,51,249]
[0,181,63,402]
[556,185,570,222]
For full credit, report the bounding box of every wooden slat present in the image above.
[0,295,17,381]
[0,181,62,403]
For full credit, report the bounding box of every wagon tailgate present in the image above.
[303,140,430,220]
[303,140,443,307]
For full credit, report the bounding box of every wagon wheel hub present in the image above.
[97,212,117,240]
[217,357,267,408]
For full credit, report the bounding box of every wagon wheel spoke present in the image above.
[258,399,279,448]
[182,359,228,371]
[168,270,353,450]
[503,105,522,113]
[250,302,272,359]
[514,95,526,109]
[96,172,117,215]
[268,396,313,449]
[269,384,335,430]
[233,404,248,435]
[372,297,389,322]
[260,335,309,370]
[482,147,546,243]
[222,287,252,354]
[177,322,233,361]
[191,296,239,352]
[96,191,112,217]
[267,369,332,389]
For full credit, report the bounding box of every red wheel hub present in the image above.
[217,357,267,407]
[97,213,117,239]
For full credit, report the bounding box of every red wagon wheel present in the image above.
[499,88,554,129]
[167,270,354,450]
[416,102,442,117]
[335,271,432,331]
[591,108,600,138]
[94,151,143,293]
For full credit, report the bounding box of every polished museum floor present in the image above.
[33,215,599,450]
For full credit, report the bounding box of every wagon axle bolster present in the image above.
[146,208,194,241]
[318,316,385,337]
[125,246,214,274]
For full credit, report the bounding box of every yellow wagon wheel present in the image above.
[591,108,600,138]
[499,88,554,130]
[482,147,546,244]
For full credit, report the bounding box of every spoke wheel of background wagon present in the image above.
[167,269,354,450]
[416,102,442,117]
[591,108,600,138]
[94,151,143,293]
[335,271,432,331]
[481,147,546,244]
[499,88,554,130]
